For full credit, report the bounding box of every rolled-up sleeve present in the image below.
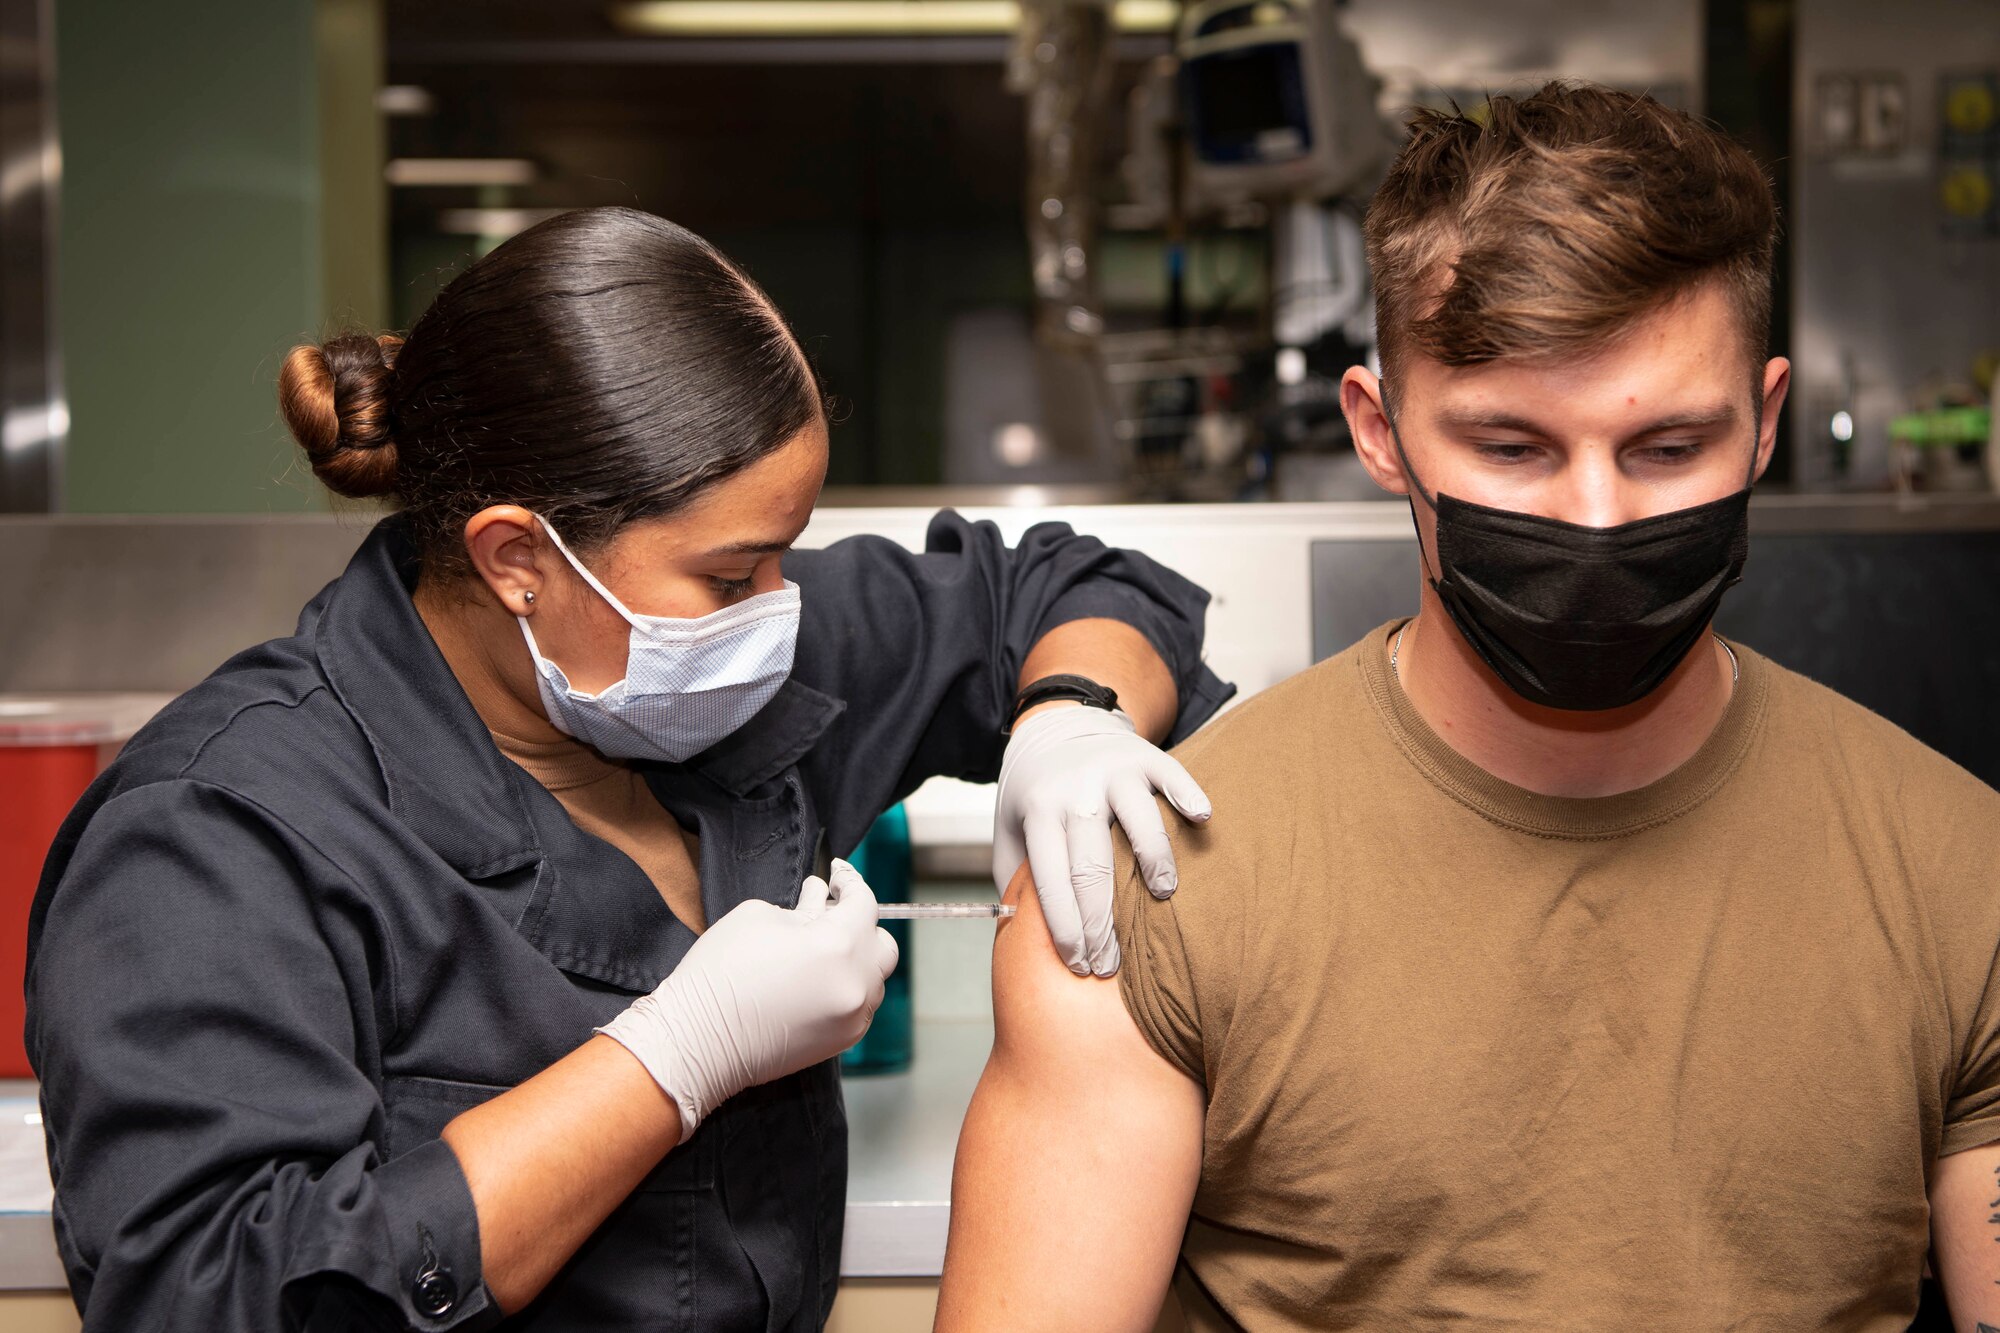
[788,508,1234,854]
[27,780,494,1332]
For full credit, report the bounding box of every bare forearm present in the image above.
[1020,618,1179,742]
[441,1034,684,1313]
[1928,1144,2000,1331]
[941,1063,1196,1331]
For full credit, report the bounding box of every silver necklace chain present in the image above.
[1391,621,1739,683]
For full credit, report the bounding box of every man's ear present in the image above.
[1341,366,1412,497]
[1753,356,1791,485]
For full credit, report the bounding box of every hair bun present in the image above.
[278,332,405,498]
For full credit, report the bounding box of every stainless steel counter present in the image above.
[7,495,1999,698]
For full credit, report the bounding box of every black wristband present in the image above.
[1005,673,1120,734]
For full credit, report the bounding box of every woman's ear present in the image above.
[462,506,544,616]
[1341,366,1413,497]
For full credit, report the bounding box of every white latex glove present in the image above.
[992,704,1212,978]
[598,859,899,1142]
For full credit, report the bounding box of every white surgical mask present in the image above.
[517,517,801,763]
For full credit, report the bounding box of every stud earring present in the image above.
[522,590,536,607]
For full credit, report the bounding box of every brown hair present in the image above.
[276,207,823,574]
[1364,82,1778,394]
[278,334,404,499]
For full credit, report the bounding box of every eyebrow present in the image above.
[1435,403,1743,440]
[700,538,796,559]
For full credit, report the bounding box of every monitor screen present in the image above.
[1187,44,1311,161]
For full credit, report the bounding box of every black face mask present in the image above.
[1385,403,1754,712]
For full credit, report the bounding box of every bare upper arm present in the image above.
[935,867,1205,1333]
[1930,1140,2000,1331]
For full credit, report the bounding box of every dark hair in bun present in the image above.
[278,333,405,498]
[276,207,824,573]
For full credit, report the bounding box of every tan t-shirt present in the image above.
[1114,621,2000,1331]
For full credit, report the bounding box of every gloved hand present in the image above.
[992,704,1212,978]
[598,859,899,1142]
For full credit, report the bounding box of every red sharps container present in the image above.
[0,695,168,1077]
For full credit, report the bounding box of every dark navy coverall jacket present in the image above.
[25,509,1232,1332]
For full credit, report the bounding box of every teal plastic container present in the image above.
[840,803,914,1074]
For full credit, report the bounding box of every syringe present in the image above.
[875,903,1017,920]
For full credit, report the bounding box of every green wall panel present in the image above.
[58,0,323,511]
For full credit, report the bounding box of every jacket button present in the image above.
[412,1268,458,1318]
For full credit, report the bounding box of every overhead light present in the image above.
[992,421,1046,467]
[609,1,1179,37]
[2,400,67,455]
[376,85,436,116]
[385,158,537,187]
[438,207,567,238]
[1274,346,1307,386]
[615,0,1014,33]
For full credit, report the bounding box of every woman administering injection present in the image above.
[25,206,1229,1331]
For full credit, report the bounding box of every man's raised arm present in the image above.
[936,867,1205,1332]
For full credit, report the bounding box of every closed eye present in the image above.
[1474,443,1541,464]
[1635,441,1706,465]
[710,575,757,599]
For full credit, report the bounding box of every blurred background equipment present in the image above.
[1033,0,1397,499]
[840,803,917,1075]
[1178,0,1394,202]
[1793,5,2000,491]
[13,0,1991,515]
[999,0,1125,482]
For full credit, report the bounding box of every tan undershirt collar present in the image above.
[1359,619,1769,840]
[448,644,625,791]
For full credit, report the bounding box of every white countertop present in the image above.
[840,1017,990,1278]
[0,1022,990,1291]
[0,1081,61,1289]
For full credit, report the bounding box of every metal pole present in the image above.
[0,0,64,512]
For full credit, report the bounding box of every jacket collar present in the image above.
[311,515,845,871]
[314,517,544,879]
[688,675,845,797]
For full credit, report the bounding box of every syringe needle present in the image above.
[875,903,1018,920]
